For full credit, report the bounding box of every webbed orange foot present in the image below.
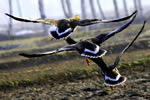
[110,86,115,90]
[86,58,90,66]
[51,38,54,40]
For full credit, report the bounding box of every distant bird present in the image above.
[19,19,146,87]
[5,10,136,40]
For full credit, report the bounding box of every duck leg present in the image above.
[63,37,67,40]
[86,58,90,66]
[51,38,54,40]
[121,83,125,88]
[121,83,128,88]
[110,86,115,90]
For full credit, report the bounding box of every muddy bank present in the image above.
[0,65,150,100]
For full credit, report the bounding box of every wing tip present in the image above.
[133,10,137,15]
[5,13,14,18]
[143,20,146,24]
[19,53,27,57]
[5,13,10,16]
[19,53,33,58]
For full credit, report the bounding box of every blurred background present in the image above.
[0,0,149,69]
[0,0,150,63]
[0,1,150,99]
[0,0,150,40]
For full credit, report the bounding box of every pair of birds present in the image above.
[6,10,146,88]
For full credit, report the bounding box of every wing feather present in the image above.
[92,13,136,45]
[5,13,58,25]
[19,46,76,58]
[110,21,146,69]
[77,10,137,26]
[101,10,137,23]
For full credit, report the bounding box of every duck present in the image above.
[102,21,145,87]
[5,10,136,40]
[19,12,136,62]
[64,21,146,88]
[19,14,146,88]
[19,20,146,88]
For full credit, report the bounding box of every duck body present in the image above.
[91,58,126,86]
[73,40,107,58]
[49,19,78,39]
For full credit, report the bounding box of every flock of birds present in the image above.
[6,10,146,89]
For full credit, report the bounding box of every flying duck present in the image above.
[5,10,136,40]
[19,13,136,58]
[102,21,145,87]
[65,21,146,88]
[19,12,136,62]
[19,20,146,87]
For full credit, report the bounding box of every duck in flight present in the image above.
[64,21,146,88]
[19,19,146,87]
[6,10,136,40]
[19,12,136,63]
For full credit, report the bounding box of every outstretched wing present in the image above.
[76,10,137,26]
[92,13,136,45]
[19,45,76,58]
[101,10,137,23]
[110,21,146,70]
[5,13,58,25]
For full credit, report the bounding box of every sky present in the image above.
[0,0,150,25]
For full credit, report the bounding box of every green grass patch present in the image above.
[0,55,150,90]
[0,65,99,90]
[119,56,150,70]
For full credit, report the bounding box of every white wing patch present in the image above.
[49,25,72,38]
[56,27,72,36]
[81,50,107,58]
[104,77,127,86]
[104,74,121,81]
[84,45,100,54]
[81,45,107,58]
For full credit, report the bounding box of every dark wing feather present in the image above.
[101,10,137,23]
[5,13,58,25]
[19,46,76,58]
[92,13,136,45]
[77,10,137,26]
[110,21,146,70]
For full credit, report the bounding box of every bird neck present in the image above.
[90,58,118,79]
[90,58,109,72]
